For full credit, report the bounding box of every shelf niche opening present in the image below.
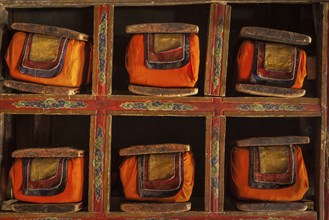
[226,3,317,98]
[1,114,91,212]
[224,117,319,212]
[110,116,206,212]
[112,5,210,96]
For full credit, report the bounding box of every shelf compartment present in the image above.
[226,3,318,98]
[109,116,206,212]
[1,7,94,95]
[112,4,210,96]
[0,114,91,213]
[224,117,320,214]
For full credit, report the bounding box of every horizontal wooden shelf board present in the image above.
[0,211,93,218]
[0,94,97,100]
[107,95,215,115]
[224,112,321,117]
[221,97,321,116]
[106,211,210,217]
[221,211,317,217]
[222,97,320,104]
[0,110,97,115]
[1,0,323,7]
[105,210,317,219]
[108,110,214,117]
[109,95,214,102]
[0,95,321,116]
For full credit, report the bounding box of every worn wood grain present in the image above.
[126,23,199,34]
[120,202,191,212]
[12,147,84,158]
[239,26,312,45]
[204,4,231,96]
[11,23,89,41]
[235,83,306,98]
[0,1,325,219]
[4,80,82,95]
[236,202,308,212]
[1,200,18,211]
[1,0,323,8]
[8,201,83,213]
[315,3,327,220]
[236,136,310,147]
[128,85,198,97]
[119,143,190,156]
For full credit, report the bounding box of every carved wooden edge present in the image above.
[126,23,199,34]
[12,147,84,158]
[204,4,231,96]
[5,201,83,213]
[236,136,310,147]
[11,23,89,41]
[236,201,308,212]
[128,85,198,97]
[119,144,190,156]
[235,83,306,98]
[120,202,191,212]
[4,80,81,95]
[239,26,312,45]
[220,5,231,96]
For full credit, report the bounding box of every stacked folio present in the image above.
[4,23,92,94]
[5,148,84,213]
[119,144,194,212]
[230,136,310,211]
[235,26,311,98]
[125,23,200,97]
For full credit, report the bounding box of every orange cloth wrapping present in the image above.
[125,34,199,88]
[10,157,84,203]
[236,40,307,89]
[5,32,91,87]
[120,152,194,202]
[230,145,309,202]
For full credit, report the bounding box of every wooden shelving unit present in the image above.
[0,0,327,219]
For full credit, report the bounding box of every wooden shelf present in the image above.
[0,1,327,219]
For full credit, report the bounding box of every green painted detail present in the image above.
[238,103,304,111]
[212,16,224,90]
[13,98,87,109]
[94,126,104,202]
[98,11,107,85]
[211,124,219,199]
[120,101,196,111]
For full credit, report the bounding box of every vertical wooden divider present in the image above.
[320,3,329,220]
[91,4,113,214]
[0,114,4,202]
[206,116,226,212]
[204,3,231,97]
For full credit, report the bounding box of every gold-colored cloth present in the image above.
[148,153,175,181]
[259,146,288,174]
[30,34,60,62]
[264,43,293,72]
[30,158,60,181]
[153,34,183,53]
